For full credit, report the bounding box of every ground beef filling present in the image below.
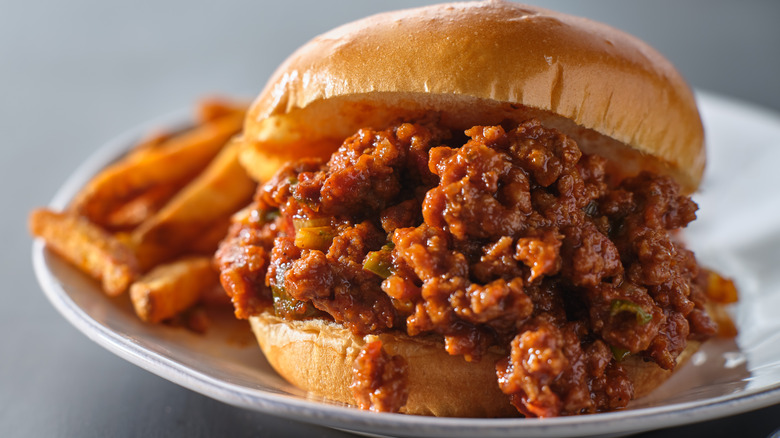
[216,120,717,417]
[350,338,409,413]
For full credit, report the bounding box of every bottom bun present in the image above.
[249,311,700,417]
[626,339,700,398]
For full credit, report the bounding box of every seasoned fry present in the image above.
[29,209,139,296]
[704,270,739,304]
[709,302,739,338]
[71,110,245,226]
[129,256,218,323]
[29,99,252,330]
[103,182,183,231]
[184,307,211,334]
[197,97,249,124]
[188,216,232,255]
[125,131,176,160]
[130,138,256,270]
[199,282,232,307]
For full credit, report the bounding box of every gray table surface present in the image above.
[3,1,779,437]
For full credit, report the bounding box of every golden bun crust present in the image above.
[241,1,704,193]
[249,311,700,417]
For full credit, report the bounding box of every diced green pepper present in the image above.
[363,245,394,279]
[245,208,280,225]
[263,209,281,222]
[610,299,652,325]
[271,285,320,319]
[610,345,631,361]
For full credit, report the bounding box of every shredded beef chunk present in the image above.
[216,119,718,416]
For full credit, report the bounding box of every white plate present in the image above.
[33,92,780,438]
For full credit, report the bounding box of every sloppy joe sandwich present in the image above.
[216,1,736,417]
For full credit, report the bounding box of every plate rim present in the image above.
[31,91,780,438]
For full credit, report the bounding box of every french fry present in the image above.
[125,131,176,160]
[197,97,249,124]
[99,131,187,231]
[30,99,250,331]
[199,282,232,307]
[704,270,739,304]
[103,182,184,231]
[29,209,139,296]
[184,307,211,334]
[129,256,219,323]
[130,138,256,270]
[70,110,245,226]
[187,216,232,255]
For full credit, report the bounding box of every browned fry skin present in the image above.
[124,131,176,160]
[103,182,184,232]
[70,111,245,227]
[29,209,139,296]
[701,269,739,304]
[130,138,256,271]
[699,269,739,337]
[184,307,211,334]
[217,120,721,417]
[187,216,232,256]
[129,256,219,323]
[29,100,251,332]
[198,282,232,308]
[196,97,250,124]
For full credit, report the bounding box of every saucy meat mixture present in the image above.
[216,119,719,417]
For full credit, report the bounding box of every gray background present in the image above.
[3,1,779,437]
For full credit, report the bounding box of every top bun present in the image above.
[240,0,704,193]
